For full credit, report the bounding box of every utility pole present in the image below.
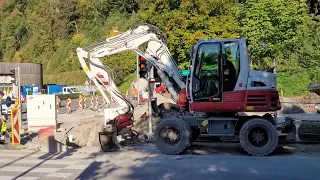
[18,66,22,129]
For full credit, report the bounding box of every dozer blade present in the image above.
[98,132,119,152]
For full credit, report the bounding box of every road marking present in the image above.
[0,152,90,159]
[0,176,38,180]
[65,165,89,170]
[0,158,79,165]
[30,167,61,173]
[45,172,73,178]
[0,166,60,173]
[0,166,30,172]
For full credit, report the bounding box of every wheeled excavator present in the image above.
[76,24,285,156]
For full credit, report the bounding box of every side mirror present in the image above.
[267,66,276,74]
[5,96,12,107]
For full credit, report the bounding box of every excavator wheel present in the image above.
[239,118,278,156]
[155,117,191,155]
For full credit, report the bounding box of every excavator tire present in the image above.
[155,118,191,155]
[239,118,278,156]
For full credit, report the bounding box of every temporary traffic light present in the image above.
[138,56,147,78]
[10,68,18,86]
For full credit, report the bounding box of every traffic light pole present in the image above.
[136,54,140,104]
[147,65,155,140]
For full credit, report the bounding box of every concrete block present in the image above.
[38,134,68,153]
[37,126,68,153]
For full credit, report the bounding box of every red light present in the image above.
[139,56,146,61]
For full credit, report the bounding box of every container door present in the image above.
[27,95,40,119]
[47,95,56,118]
[38,96,47,119]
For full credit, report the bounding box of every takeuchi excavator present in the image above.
[76,24,284,156]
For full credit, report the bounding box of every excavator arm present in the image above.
[76,24,185,107]
[76,24,186,151]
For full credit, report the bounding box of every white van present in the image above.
[62,87,81,94]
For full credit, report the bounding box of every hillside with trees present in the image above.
[0,0,319,96]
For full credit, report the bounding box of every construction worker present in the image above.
[0,91,7,140]
[131,85,138,100]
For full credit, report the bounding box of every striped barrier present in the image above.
[103,98,106,104]
[91,96,94,106]
[67,98,72,114]
[125,90,129,100]
[78,94,83,110]
[56,96,59,113]
[20,92,26,103]
[11,107,20,145]
[95,96,99,105]
[83,96,87,109]
[14,98,19,109]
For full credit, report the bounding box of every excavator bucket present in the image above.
[98,132,119,152]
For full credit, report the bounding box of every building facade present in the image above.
[0,62,43,97]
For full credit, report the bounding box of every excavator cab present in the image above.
[188,38,281,113]
[189,39,241,102]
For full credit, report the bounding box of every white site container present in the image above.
[27,94,57,132]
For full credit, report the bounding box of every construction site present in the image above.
[1,0,320,177]
[6,24,318,158]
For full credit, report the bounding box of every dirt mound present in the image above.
[132,102,179,136]
[54,115,104,148]
[299,93,320,104]
[280,94,319,114]
[26,92,177,151]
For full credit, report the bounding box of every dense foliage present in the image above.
[0,0,319,96]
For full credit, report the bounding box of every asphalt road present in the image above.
[0,146,319,180]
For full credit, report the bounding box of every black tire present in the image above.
[239,118,278,156]
[191,127,200,143]
[154,118,191,155]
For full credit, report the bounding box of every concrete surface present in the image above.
[0,144,319,180]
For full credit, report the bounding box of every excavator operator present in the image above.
[223,59,237,92]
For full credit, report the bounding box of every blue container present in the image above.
[21,85,41,97]
[46,84,67,94]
